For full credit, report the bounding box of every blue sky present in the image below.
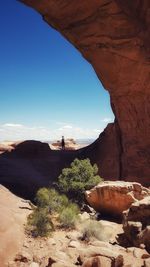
[0,0,114,141]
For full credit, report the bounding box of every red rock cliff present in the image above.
[20,0,150,185]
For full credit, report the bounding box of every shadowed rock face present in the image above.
[0,140,80,199]
[20,0,150,185]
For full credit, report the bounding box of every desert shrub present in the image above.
[27,208,54,237]
[27,186,81,236]
[35,187,50,208]
[58,203,79,229]
[80,220,112,242]
[35,188,69,213]
[57,158,102,203]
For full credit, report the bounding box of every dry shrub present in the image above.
[79,219,113,242]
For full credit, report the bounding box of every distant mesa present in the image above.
[0,139,85,155]
[14,140,51,157]
[50,138,82,150]
[0,140,51,156]
[0,141,19,154]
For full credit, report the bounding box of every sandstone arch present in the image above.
[20,0,150,186]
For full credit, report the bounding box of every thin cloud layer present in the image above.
[101,117,113,123]
[0,122,105,141]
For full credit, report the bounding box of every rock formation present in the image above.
[50,138,81,150]
[20,0,150,186]
[0,141,15,154]
[0,140,80,199]
[85,181,150,217]
[0,185,31,266]
[123,196,150,253]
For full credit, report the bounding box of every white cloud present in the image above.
[0,123,51,141]
[63,125,73,129]
[101,117,113,123]
[0,122,106,141]
[56,124,104,140]
[54,121,72,126]
[93,129,102,133]
[2,123,24,128]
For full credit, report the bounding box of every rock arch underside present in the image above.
[20,0,150,186]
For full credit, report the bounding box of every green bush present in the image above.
[35,188,69,213]
[59,203,79,229]
[57,158,102,202]
[27,187,80,236]
[27,208,54,237]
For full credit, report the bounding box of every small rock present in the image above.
[144,258,150,267]
[126,247,135,253]
[82,256,101,267]
[114,254,124,267]
[40,243,44,248]
[47,238,56,246]
[52,263,72,267]
[66,231,82,240]
[140,243,146,249]
[89,240,112,248]
[82,256,112,267]
[23,241,30,248]
[46,257,56,266]
[33,255,40,263]
[68,240,80,248]
[15,251,32,262]
[29,263,39,267]
[81,204,96,214]
[133,247,144,258]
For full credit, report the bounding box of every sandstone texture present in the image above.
[20,0,150,186]
[123,196,150,253]
[6,220,149,267]
[1,185,149,267]
[85,181,150,217]
[0,185,31,266]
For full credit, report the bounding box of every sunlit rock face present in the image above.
[0,185,31,266]
[20,0,150,186]
[85,181,150,218]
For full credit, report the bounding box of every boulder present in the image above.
[82,256,112,267]
[78,241,148,267]
[78,246,124,266]
[123,196,150,252]
[85,181,150,217]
